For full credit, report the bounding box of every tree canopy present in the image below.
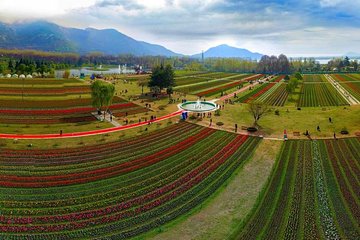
[90,80,115,114]
[257,54,290,74]
[148,64,175,92]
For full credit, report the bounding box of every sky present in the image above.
[0,0,360,56]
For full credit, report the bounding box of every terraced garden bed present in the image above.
[0,122,261,239]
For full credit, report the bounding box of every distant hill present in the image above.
[344,52,360,57]
[192,44,263,60]
[0,21,181,57]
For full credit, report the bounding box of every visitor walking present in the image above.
[334,132,337,140]
[60,130,63,136]
[209,118,212,126]
[329,117,332,123]
[235,123,238,133]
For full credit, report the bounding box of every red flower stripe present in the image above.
[0,123,196,163]
[0,128,215,187]
[196,74,263,97]
[0,135,247,230]
[0,102,138,116]
[245,83,276,103]
[0,86,90,95]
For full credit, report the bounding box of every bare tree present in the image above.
[247,101,270,126]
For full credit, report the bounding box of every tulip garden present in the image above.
[0,122,261,239]
[0,72,359,240]
[232,138,360,240]
[298,75,349,107]
[0,78,148,125]
[332,74,360,101]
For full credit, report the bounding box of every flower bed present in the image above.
[0,122,260,238]
[235,139,360,239]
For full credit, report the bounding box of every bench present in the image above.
[355,132,360,137]
[293,131,301,136]
[241,126,248,130]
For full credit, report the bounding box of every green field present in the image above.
[231,138,360,239]
[298,75,348,107]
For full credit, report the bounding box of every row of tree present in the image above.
[0,48,359,75]
[257,54,290,74]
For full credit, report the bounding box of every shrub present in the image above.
[340,127,349,134]
[216,122,224,126]
[247,127,258,132]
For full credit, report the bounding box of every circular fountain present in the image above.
[178,98,218,112]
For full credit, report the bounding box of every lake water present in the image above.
[55,68,136,78]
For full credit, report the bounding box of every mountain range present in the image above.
[0,21,264,59]
[0,21,181,57]
[192,44,263,60]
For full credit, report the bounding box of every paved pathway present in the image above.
[92,111,121,127]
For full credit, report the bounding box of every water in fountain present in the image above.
[195,98,202,109]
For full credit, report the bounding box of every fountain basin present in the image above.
[178,100,217,112]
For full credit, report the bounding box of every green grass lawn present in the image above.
[190,103,360,139]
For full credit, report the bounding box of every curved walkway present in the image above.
[0,110,183,139]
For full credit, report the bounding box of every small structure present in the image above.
[12,74,18,78]
[26,74,33,78]
[19,74,26,78]
[178,98,218,113]
[6,74,11,78]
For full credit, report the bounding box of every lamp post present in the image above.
[22,76,24,101]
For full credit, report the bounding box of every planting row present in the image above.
[195,74,261,97]
[232,138,360,240]
[255,83,288,106]
[0,96,126,109]
[333,74,360,101]
[0,86,91,96]
[0,122,261,239]
[303,74,325,82]
[298,82,348,107]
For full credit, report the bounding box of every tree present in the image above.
[63,69,70,79]
[247,101,270,126]
[90,80,115,120]
[166,86,173,99]
[294,72,303,80]
[278,54,290,73]
[148,64,175,93]
[137,78,148,95]
[286,78,299,100]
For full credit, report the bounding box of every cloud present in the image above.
[94,0,144,10]
[0,0,359,55]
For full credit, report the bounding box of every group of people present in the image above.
[304,117,336,139]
